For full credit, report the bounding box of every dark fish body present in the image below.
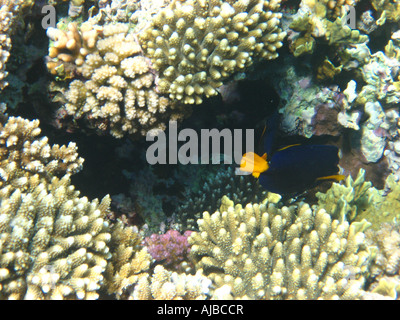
[259,144,341,194]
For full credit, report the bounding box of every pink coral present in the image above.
[144,230,192,271]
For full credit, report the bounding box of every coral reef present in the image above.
[4,0,400,302]
[139,0,286,104]
[132,264,211,300]
[189,195,370,299]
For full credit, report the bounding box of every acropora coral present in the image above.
[0,109,150,299]
[139,0,286,104]
[132,264,211,300]
[189,195,370,299]
[0,109,110,299]
[3,0,400,302]
[103,220,152,300]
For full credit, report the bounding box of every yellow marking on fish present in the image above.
[316,174,345,182]
[277,144,301,151]
[240,152,269,178]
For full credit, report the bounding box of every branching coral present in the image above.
[46,21,102,80]
[0,109,151,299]
[189,195,370,299]
[139,0,286,104]
[132,264,211,300]
[103,220,152,299]
[48,22,187,138]
[0,110,110,299]
[0,113,84,189]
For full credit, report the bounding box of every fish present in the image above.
[240,114,344,194]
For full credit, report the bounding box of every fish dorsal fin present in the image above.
[316,174,345,182]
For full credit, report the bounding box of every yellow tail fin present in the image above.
[316,174,345,182]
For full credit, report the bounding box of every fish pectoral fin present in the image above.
[277,144,301,151]
[253,172,261,178]
[262,153,267,160]
[316,174,345,182]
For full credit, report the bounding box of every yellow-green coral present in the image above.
[316,58,342,81]
[139,0,286,104]
[189,195,370,299]
[316,169,400,229]
[288,1,367,57]
[371,0,400,24]
[324,16,368,46]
